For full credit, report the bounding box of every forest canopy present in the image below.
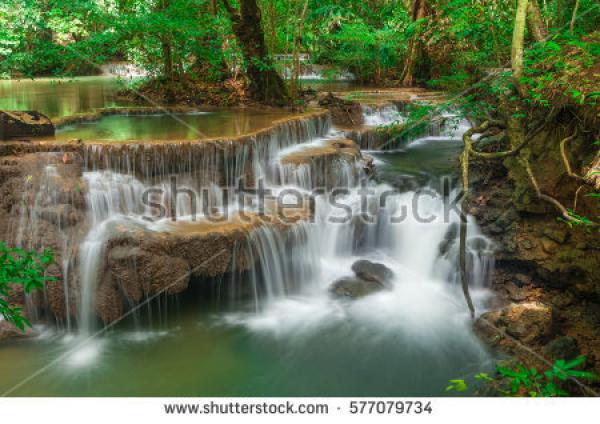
[1,0,597,89]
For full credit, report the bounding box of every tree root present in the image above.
[520,156,583,224]
[559,129,586,182]
[459,141,476,319]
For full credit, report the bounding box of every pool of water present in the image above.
[0,76,136,119]
[370,138,463,188]
[0,76,364,121]
[54,109,295,142]
[0,281,493,397]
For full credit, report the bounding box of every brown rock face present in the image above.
[0,151,88,323]
[475,302,555,348]
[0,320,38,343]
[108,246,191,303]
[0,111,54,140]
[318,93,364,127]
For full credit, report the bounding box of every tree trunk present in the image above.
[161,35,174,82]
[570,0,580,33]
[158,0,175,83]
[221,0,289,106]
[401,0,427,87]
[290,0,309,100]
[527,0,548,42]
[512,0,529,96]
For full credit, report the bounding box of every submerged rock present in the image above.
[329,260,394,300]
[329,276,386,299]
[351,259,394,286]
[0,111,54,140]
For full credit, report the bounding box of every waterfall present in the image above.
[78,171,147,333]
[8,104,492,341]
[221,104,494,354]
[362,104,403,127]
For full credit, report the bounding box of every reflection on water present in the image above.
[370,139,464,187]
[54,110,295,142]
[0,76,136,119]
[0,77,364,121]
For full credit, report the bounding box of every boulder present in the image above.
[329,276,386,299]
[438,222,458,257]
[318,93,364,127]
[351,259,394,286]
[543,336,580,361]
[0,111,54,140]
[329,260,394,300]
[0,320,38,343]
[475,302,556,347]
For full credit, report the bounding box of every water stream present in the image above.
[0,78,496,396]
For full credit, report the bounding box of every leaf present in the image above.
[562,355,587,370]
[446,379,468,392]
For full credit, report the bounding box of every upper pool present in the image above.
[52,109,296,142]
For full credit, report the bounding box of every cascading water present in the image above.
[74,114,333,332]
[0,80,499,396]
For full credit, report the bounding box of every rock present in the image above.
[475,302,555,346]
[329,276,386,299]
[0,111,54,140]
[99,209,310,324]
[494,208,519,230]
[318,93,364,127]
[108,246,191,303]
[543,228,569,244]
[550,291,575,309]
[543,336,580,361]
[278,138,363,189]
[37,205,84,227]
[520,238,535,250]
[0,320,38,343]
[351,259,394,286]
[505,282,528,302]
[513,273,531,287]
[541,238,558,253]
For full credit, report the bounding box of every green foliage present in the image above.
[447,356,597,397]
[558,209,596,227]
[521,33,600,108]
[445,379,467,392]
[0,242,55,331]
[311,4,409,83]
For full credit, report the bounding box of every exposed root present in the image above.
[559,129,586,182]
[459,143,476,318]
[521,156,584,224]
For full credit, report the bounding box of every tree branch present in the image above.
[220,0,239,19]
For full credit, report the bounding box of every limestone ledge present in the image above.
[99,206,311,324]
